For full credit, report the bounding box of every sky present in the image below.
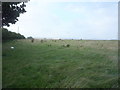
[5,0,118,40]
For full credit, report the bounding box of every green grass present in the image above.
[2,39,118,88]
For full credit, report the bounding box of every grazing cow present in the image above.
[31,38,34,43]
[80,45,83,47]
[62,44,70,47]
[48,44,51,47]
[66,44,70,47]
[41,40,43,43]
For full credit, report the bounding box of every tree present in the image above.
[2,28,25,41]
[2,1,29,27]
[27,36,33,39]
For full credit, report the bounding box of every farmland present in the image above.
[2,39,118,88]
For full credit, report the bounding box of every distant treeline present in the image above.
[2,28,25,41]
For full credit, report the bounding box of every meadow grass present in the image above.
[2,39,118,88]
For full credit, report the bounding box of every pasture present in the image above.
[2,39,118,88]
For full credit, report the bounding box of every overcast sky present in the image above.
[5,0,118,40]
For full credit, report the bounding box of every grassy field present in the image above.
[2,39,118,88]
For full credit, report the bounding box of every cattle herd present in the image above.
[30,38,83,48]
